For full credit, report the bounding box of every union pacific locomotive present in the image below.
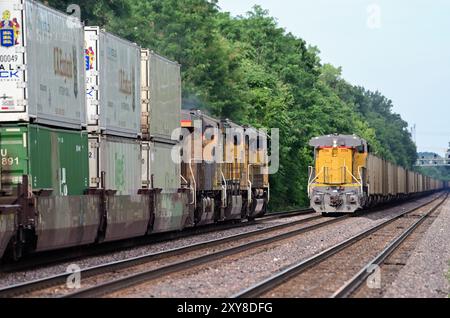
[308,135,445,214]
[180,110,269,226]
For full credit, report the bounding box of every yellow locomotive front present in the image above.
[308,135,368,214]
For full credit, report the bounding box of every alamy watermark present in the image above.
[171,123,280,175]
[66,264,81,289]
[366,264,382,289]
[66,4,81,29]
[367,3,382,29]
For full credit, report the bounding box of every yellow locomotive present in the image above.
[308,134,444,214]
[180,110,270,225]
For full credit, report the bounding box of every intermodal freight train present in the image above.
[308,135,445,215]
[0,0,269,260]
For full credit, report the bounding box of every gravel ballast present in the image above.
[107,195,443,298]
[383,196,450,298]
[0,193,444,298]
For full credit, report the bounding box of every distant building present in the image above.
[446,142,450,163]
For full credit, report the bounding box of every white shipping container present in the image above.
[141,49,181,140]
[0,0,86,129]
[85,27,141,138]
[89,134,141,195]
[141,140,181,192]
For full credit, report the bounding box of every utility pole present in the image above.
[446,142,450,161]
[410,124,417,145]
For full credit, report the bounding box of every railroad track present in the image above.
[0,208,313,273]
[0,210,340,298]
[47,195,443,298]
[262,208,314,220]
[233,193,447,298]
[0,194,442,298]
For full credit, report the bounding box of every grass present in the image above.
[448,262,450,298]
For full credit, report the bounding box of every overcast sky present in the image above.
[218,0,450,155]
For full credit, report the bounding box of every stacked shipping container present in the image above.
[85,27,141,139]
[0,0,187,247]
[0,0,92,253]
[140,50,181,142]
[0,125,89,196]
[85,36,187,235]
[0,0,88,195]
[84,26,142,195]
[0,0,86,129]
[140,50,182,192]
[140,50,187,233]
[84,27,153,241]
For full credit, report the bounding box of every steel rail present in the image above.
[332,194,448,298]
[261,208,314,220]
[61,216,347,298]
[233,194,446,298]
[0,211,320,298]
[0,194,441,298]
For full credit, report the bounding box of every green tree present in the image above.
[43,0,420,209]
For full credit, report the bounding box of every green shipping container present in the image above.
[0,124,88,196]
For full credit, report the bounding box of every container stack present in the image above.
[0,0,88,197]
[140,49,182,192]
[0,0,188,243]
[84,26,142,196]
[82,27,152,243]
[140,50,187,233]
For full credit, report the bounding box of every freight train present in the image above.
[0,1,443,261]
[308,135,445,215]
[0,0,269,260]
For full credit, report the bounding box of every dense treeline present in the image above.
[418,165,450,182]
[46,0,418,209]
[417,167,450,181]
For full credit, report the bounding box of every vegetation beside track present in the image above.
[417,166,450,182]
[447,262,450,296]
[46,0,417,210]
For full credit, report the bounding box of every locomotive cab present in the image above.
[308,135,368,214]
[180,110,223,225]
[243,126,270,219]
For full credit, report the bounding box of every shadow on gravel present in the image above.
[350,195,441,222]
[353,207,411,221]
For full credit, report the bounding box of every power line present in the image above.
[416,132,450,136]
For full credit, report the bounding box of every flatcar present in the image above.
[308,134,444,214]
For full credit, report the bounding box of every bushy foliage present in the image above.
[46,0,418,209]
